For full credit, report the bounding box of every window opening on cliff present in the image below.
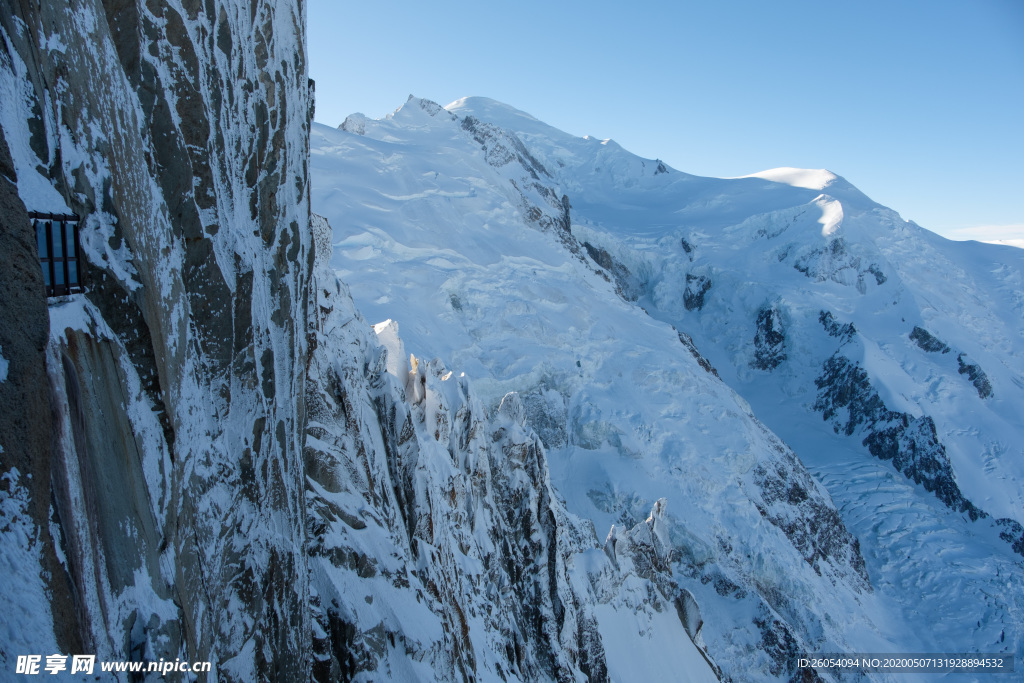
[31,212,83,297]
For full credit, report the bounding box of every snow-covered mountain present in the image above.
[311,95,1024,679]
[2,0,1020,677]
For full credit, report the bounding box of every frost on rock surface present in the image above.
[1,0,312,677]
[751,305,787,371]
[305,249,605,681]
[2,5,716,679]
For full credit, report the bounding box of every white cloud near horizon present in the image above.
[933,224,1024,249]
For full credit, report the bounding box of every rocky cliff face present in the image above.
[751,305,786,371]
[302,219,609,681]
[1,0,311,677]
[324,96,1024,678]
[302,214,734,681]
[6,3,1021,680]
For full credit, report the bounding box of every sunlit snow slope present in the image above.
[312,95,1022,680]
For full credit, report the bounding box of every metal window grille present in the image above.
[31,212,84,297]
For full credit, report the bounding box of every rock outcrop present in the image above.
[909,326,950,354]
[683,273,712,311]
[956,353,992,399]
[7,2,1020,679]
[751,305,787,371]
[810,352,1024,564]
[908,327,992,398]
[1,11,697,678]
[304,243,612,681]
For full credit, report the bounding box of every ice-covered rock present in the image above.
[310,97,907,681]
[751,304,787,371]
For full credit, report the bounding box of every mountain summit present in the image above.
[2,12,1020,674]
[312,95,1024,680]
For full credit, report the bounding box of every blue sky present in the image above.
[308,0,1023,243]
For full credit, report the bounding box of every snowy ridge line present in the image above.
[312,96,916,681]
[3,0,1020,669]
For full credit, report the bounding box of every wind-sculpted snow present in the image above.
[312,97,893,680]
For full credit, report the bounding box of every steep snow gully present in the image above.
[0,3,1020,682]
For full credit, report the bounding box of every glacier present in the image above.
[311,95,1023,680]
[0,0,1020,680]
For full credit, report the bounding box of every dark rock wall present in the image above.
[910,326,950,354]
[810,353,1024,561]
[956,353,992,399]
[818,310,855,342]
[909,326,992,399]
[752,305,787,371]
[0,116,85,652]
[1,0,312,677]
[683,273,712,311]
[582,241,641,301]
